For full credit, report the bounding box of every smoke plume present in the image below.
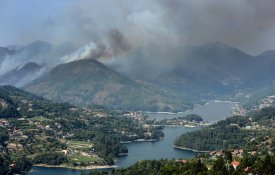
[1,0,275,79]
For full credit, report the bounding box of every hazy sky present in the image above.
[1,0,275,55]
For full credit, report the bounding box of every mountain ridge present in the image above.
[0,62,42,86]
[25,58,194,112]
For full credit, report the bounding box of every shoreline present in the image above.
[213,100,238,104]
[173,145,210,153]
[142,100,237,115]
[34,164,115,170]
[134,138,157,142]
[121,138,160,144]
[161,125,198,128]
[143,111,186,115]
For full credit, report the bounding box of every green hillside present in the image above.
[0,85,163,171]
[175,107,275,152]
[25,59,194,112]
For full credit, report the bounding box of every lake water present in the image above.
[29,100,235,174]
[147,100,236,122]
[29,127,197,175]
[116,127,198,168]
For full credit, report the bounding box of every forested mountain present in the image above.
[25,58,194,112]
[2,41,275,112]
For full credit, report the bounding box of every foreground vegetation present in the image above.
[0,85,163,174]
[175,107,275,152]
[1,85,275,174]
[82,153,275,175]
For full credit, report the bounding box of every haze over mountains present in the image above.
[106,41,275,97]
[0,39,274,111]
[1,0,275,111]
[0,40,77,86]
[127,42,275,96]
[0,62,42,87]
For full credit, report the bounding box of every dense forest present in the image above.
[0,126,32,174]
[83,153,275,175]
[174,107,275,151]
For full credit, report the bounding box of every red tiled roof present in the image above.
[176,160,187,164]
[231,161,240,167]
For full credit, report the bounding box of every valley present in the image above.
[2,1,275,174]
[1,40,275,174]
[0,85,237,173]
[3,92,237,173]
[1,40,275,114]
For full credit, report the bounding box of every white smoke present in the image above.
[0,55,19,75]
[60,42,98,63]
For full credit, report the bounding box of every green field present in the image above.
[67,140,93,149]
[68,154,105,165]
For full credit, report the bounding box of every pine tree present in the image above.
[211,157,229,175]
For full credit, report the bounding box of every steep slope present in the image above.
[0,62,42,86]
[25,59,194,111]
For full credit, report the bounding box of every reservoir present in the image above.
[29,100,235,174]
[116,100,236,167]
[30,127,197,175]
[147,100,236,122]
[116,127,198,167]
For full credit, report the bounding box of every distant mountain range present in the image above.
[0,40,77,87]
[0,62,42,86]
[123,42,275,96]
[1,40,275,111]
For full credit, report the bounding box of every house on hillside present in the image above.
[231,160,240,170]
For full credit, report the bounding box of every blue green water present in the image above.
[29,101,234,174]
[147,100,236,122]
[116,127,197,168]
[29,127,196,175]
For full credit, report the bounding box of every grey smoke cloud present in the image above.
[16,0,275,55]
[108,29,132,57]
[157,0,275,54]
[2,0,275,68]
